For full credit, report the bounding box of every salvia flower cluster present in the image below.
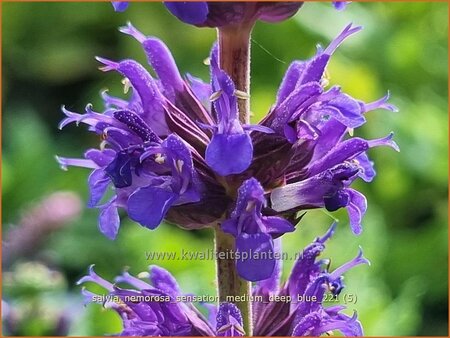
[58,3,397,336]
[80,224,368,336]
[58,21,397,280]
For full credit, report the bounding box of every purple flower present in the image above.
[80,223,367,336]
[57,106,202,238]
[78,265,215,336]
[204,45,255,176]
[57,23,228,237]
[112,1,129,12]
[164,2,303,28]
[58,22,396,247]
[222,178,294,281]
[253,223,369,336]
[126,134,201,230]
[216,303,245,336]
[333,1,350,11]
[256,23,399,234]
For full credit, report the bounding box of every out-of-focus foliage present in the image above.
[2,2,448,336]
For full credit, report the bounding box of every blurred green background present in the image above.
[2,2,448,336]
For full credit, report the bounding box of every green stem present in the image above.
[218,25,252,124]
[216,23,254,336]
[214,225,252,336]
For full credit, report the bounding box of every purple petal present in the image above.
[113,110,160,143]
[296,275,329,315]
[101,89,130,109]
[317,222,337,243]
[236,232,275,281]
[115,59,163,110]
[85,149,116,167]
[332,1,349,11]
[354,152,376,182]
[211,61,238,123]
[118,21,146,42]
[329,276,345,297]
[207,44,255,175]
[309,118,347,163]
[104,151,133,188]
[127,186,178,229]
[243,124,275,134]
[149,265,181,298]
[164,2,209,25]
[162,134,199,198]
[297,53,331,86]
[173,184,201,205]
[307,137,369,177]
[262,216,295,235]
[202,303,218,329]
[363,91,398,113]
[216,303,244,336]
[270,162,360,212]
[325,92,365,128]
[293,24,361,88]
[142,37,184,92]
[87,169,110,207]
[330,247,370,281]
[292,312,322,336]
[111,1,129,12]
[367,132,400,152]
[55,156,97,171]
[80,288,98,305]
[288,242,324,298]
[275,61,306,106]
[324,23,362,56]
[232,177,265,217]
[310,132,397,179]
[121,326,161,336]
[205,133,253,176]
[120,23,184,93]
[103,126,141,149]
[255,238,282,295]
[318,311,364,337]
[187,305,216,336]
[272,82,323,133]
[345,188,367,235]
[96,57,168,134]
[324,189,351,212]
[77,265,114,291]
[59,105,115,130]
[115,271,152,290]
[186,73,211,108]
[284,123,297,143]
[113,289,160,323]
[221,218,239,237]
[99,199,120,240]
[296,119,320,142]
[163,134,194,176]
